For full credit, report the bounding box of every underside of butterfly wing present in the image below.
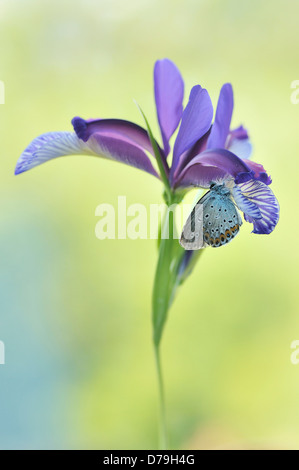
[180,203,204,250]
[180,184,243,250]
[202,192,242,248]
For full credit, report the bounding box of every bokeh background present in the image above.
[0,0,298,450]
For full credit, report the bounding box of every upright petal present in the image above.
[227,125,252,159]
[15,131,159,178]
[206,83,234,149]
[171,85,213,176]
[171,128,211,182]
[154,59,184,156]
[228,125,249,142]
[235,179,279,234]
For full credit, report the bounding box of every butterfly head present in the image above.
[209,181,231,197]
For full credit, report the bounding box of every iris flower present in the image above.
[15,58,279,303]
[15,58,279,449]
[15,59,278,236]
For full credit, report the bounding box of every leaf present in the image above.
[134,102,172,204]
[152,207,175,346]
[152,206,197,346]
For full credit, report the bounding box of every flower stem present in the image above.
[152,206,175,450]
[154,343,168,449]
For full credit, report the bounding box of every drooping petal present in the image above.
[175,164,228,189]
[227,125,252,159]
[15,131,159,177]
[174,148,251,188]
[206,83,234,149]
[154,59,184,156]
[171,85,213,176]
[72,117,162,157]
[235,179,279,234]
[232,185,262,219]
[240,160,272,185]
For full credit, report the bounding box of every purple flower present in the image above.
[15,58,279,237]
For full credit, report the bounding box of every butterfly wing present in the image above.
[180,185,243,250]
[180,201,205,250]
[202,191,242,247]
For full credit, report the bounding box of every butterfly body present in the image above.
[180,183,242,250]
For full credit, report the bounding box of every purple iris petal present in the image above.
[171,128,211,182]
[15,131,159,177]
[236,179,279,234]
[174,148,251,188]
[258,172,272,185]
[226,125,252,159]
[234,171,256,184]
[72,117,161,157]
[232,185,262,219]
[178,250,194,275]
[228,138,252,159]
[171,85,213,177]
[15,132,89,174]
[154,59,184,156]
[206,83,234,150]
[177,250,196,283]
[175,165,227,189]
[227,125,249,143]
[241,160,272,184]
[235,169,271,186]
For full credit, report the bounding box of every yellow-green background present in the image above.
[0,0,298,449]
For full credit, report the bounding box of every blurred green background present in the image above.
[0,0,298,450]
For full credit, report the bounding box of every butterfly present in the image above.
[180,182,242,250]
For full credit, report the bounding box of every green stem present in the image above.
[154,344,168,450]
[152,207,175,346]
[152,205,176,449]
[134,104,197,448]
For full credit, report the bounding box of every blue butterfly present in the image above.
[180,182,242,250]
